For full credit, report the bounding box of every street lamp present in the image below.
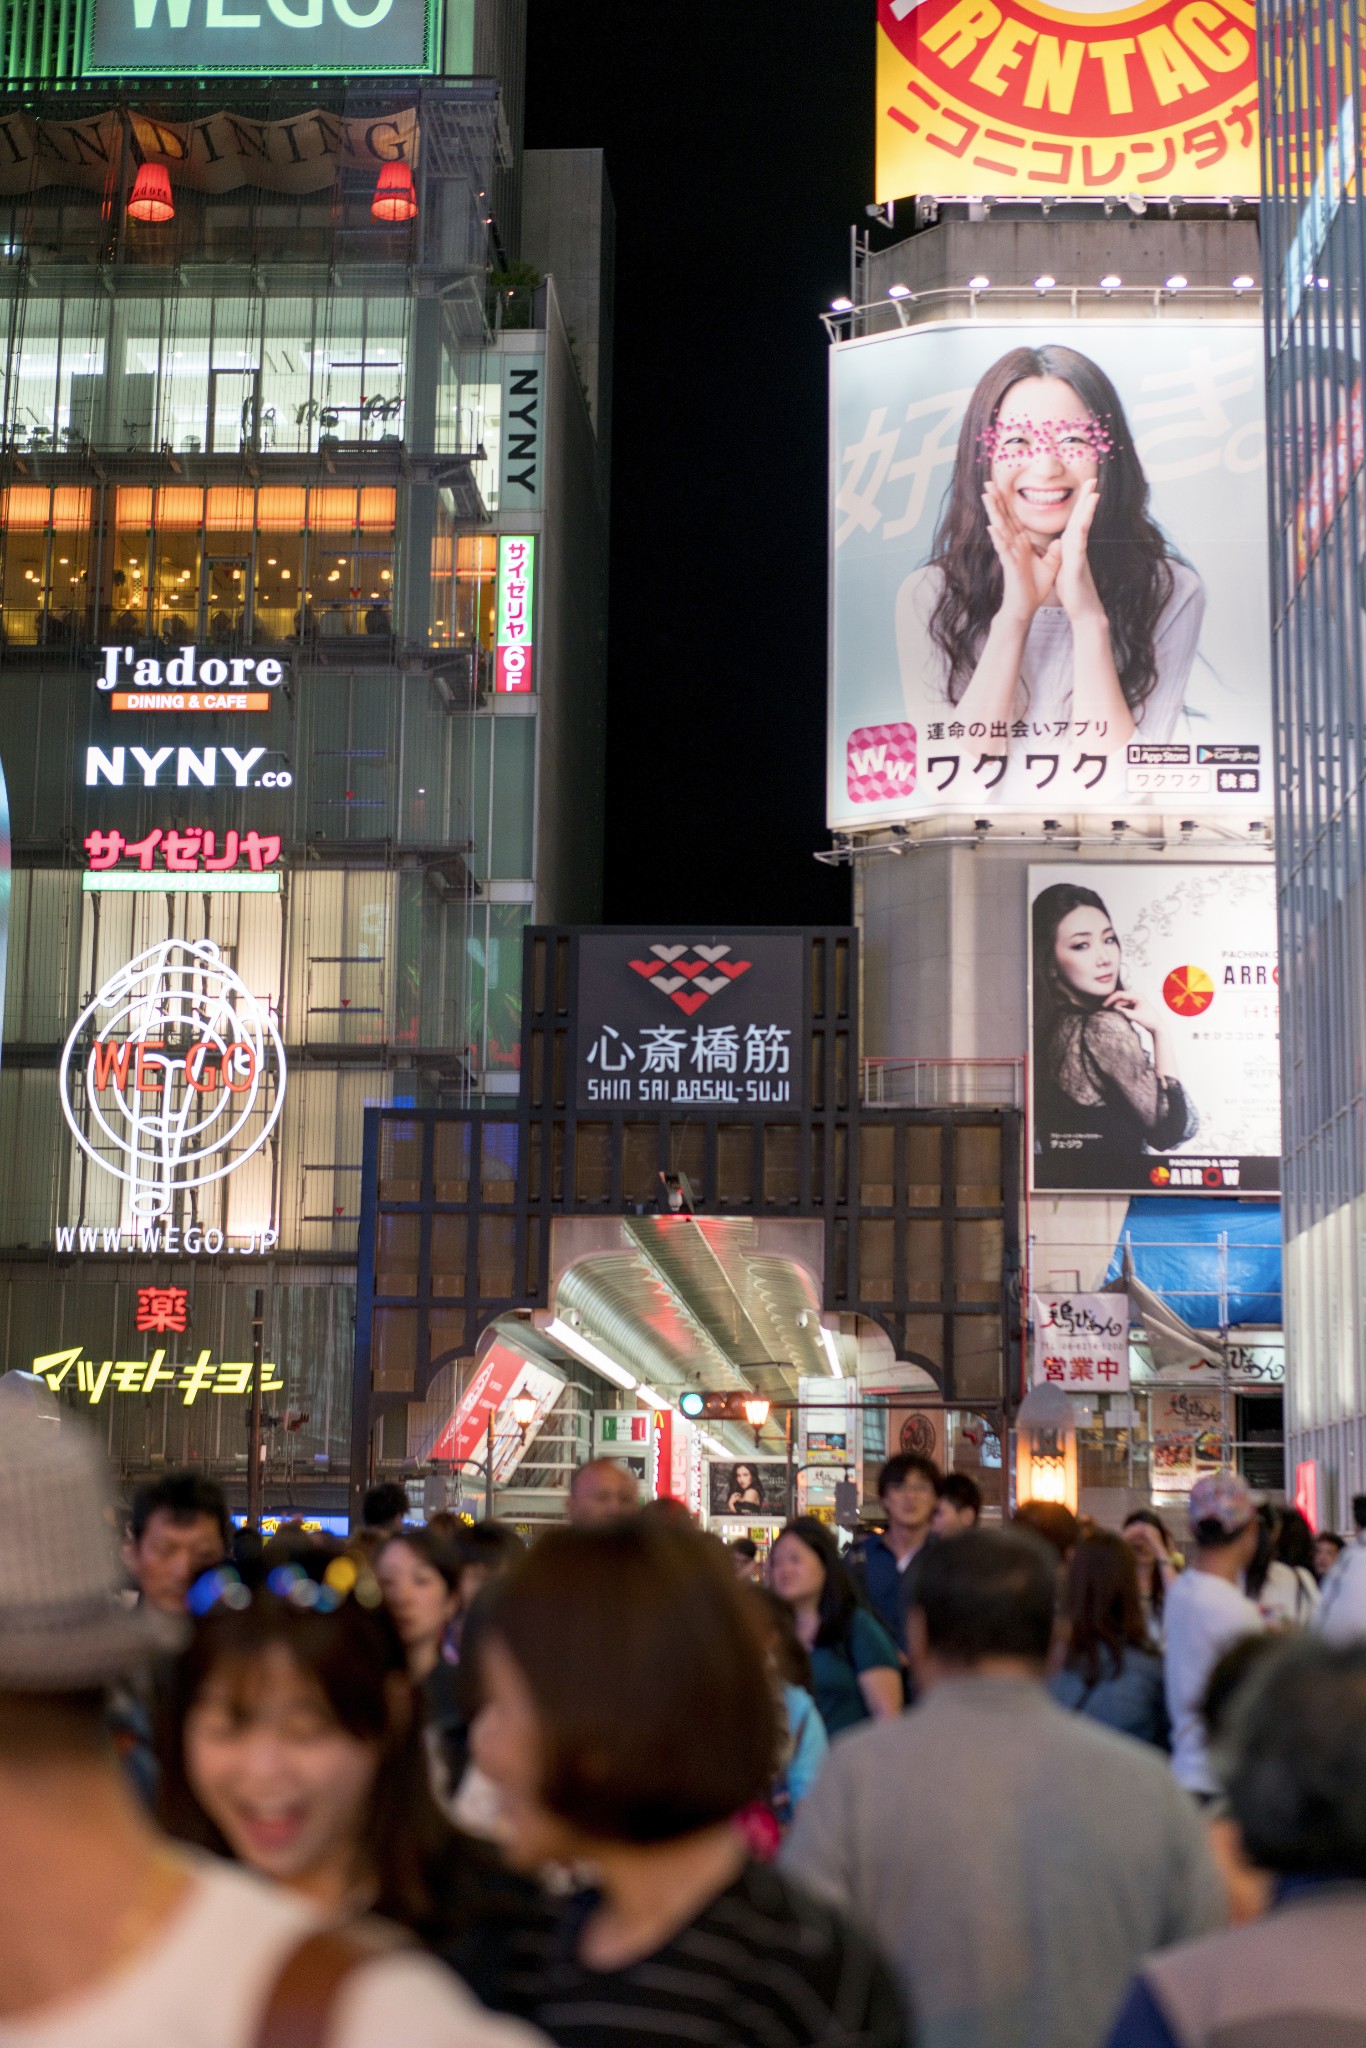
[1015,1383,1079,1513]
[510,1389,538,1443]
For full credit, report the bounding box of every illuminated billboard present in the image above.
[59,937,286,1224]
[86,0,433,74]
[1028,862,1279,1194]
[875,0,1259,202]
[495,536,536,693]
[829,320,1271,826]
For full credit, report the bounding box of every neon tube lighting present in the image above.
[543,1317,636,1389]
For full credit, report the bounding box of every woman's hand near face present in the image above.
[1103,988,1161,1034]
[1054,478,1106,625]
[983,480,1059,625]
[1103,989,1180,1081]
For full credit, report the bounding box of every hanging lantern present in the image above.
[127,162,174,224]
[1014,1382,1079,1514]
[371,161,418,223]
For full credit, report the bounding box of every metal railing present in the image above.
[862,1057,1025,1110]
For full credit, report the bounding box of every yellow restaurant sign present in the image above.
[875,0,1259,201]
[34,1347,283,1406]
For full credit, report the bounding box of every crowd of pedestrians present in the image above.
[3,1410,1366,2048]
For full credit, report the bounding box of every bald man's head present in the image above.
[568,1458,640,1526]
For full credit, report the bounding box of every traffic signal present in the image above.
[677,1390,771,1427]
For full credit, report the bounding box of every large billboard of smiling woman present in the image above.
[829,320,1270,827]
[1027,864,1280,1195]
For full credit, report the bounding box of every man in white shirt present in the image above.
[1315,1494,1366,1643]
[0,1414,545,2048]
[1163,1471,1265,1797]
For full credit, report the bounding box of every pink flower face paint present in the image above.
[978,414,1115,467]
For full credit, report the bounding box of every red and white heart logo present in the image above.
[628,943,753,1016]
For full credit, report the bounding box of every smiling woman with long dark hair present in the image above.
[1032,881,1196,1188]
[896,345,1203,776]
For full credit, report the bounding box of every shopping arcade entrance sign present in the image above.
[576,933,807,1111]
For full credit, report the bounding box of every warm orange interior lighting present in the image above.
[50,487,92,530]
[115,487,153,528]
[205,486,256,532]
[257,487,308,532]
[456,533,498,577]
[155,487,205,531]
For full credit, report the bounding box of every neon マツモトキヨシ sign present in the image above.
[33,1345,283,1406]
[59,938,286,1222]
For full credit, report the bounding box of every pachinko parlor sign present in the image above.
[55,937,285,1257]
[98,642,288,712]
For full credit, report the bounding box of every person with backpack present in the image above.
[769,1516,902,1735]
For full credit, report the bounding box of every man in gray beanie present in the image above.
[0,1411,545,2048]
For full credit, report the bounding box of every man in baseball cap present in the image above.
[0,1412,546,2048]
[1163,1471,1265,1798]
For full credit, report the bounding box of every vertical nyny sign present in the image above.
[495,536,535,693]
[576,932,806,1111]
[498,357,544,510]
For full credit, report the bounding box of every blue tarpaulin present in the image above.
[1103,1198,1282,1329]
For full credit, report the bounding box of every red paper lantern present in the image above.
[127,161,174,224]
[371,160,418,223]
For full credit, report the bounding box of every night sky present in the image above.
[524,1,871,930]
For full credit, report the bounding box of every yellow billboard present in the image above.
[876,0,1259,201]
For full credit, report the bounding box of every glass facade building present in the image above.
[0,54,609,1509]
[1259,0,1366,1520]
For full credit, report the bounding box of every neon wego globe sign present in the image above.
[60,939,286,1221]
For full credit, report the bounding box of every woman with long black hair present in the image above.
[1032,880,1196,1187]
[769,1516,902,1736]
[896,344,1203,786]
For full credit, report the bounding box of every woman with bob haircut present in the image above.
[156,1540,530,2003]
[1032,880,1196,1187]
[769,1515,903,1735]
[470,1519,907,2048]
[897,344,1204,791]
[1049,1532,1168,1748]
[1107,1639,1366,2046]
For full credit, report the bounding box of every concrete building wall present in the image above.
[521,146,615,479]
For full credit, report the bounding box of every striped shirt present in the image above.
[491,1860,908,2048]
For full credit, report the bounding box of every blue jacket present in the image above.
[1049,1645,1169,1750]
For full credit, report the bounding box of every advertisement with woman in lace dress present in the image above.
[1028,865,1280,1194]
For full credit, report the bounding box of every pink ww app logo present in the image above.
[846,723,916,802]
